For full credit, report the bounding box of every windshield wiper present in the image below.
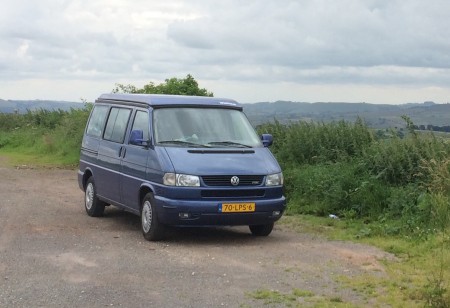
[208,141,252,148]
[158,140,210,148]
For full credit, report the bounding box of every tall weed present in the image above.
[415,158,450,307]
[260,118,450,235]
[285,162,388,219]
[258,117,373,167]
[417,158,450,231]
[363,134,450,185]
[0,106,91,165]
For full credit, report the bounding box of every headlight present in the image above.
[163,173,200,187]
[176,174,200,187]
[265,173,284,186]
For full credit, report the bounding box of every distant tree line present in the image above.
[414,124,450,133]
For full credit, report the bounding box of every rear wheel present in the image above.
[84,177,106,217]
[249,222,274,236]
[141,193,165,241]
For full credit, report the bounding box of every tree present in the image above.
[113,74,213,97]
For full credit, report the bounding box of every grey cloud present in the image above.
[166,0,450,71]
[1,0,450,94]
[167,19,215,49]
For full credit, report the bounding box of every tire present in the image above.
[249,222,274,236]
[84,177,106,217]
[141,193,165,241]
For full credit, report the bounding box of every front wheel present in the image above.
[249,222,274,236]
[84,177,106,217]
[141,193,165,241]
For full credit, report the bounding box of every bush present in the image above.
[362,134,450,185]
[417,158,450,231]
[0,105,91,165]
[285,161,388,218]
[258,118,373,167]
[260,119,450,234]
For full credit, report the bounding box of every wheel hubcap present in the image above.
[142,201,152,233]
[85,183,94,210]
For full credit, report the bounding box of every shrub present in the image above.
[260,118,450,233]
[258,117,373,167]
[0,105,91,165]
[362,134,450,185]
[285,161,388,218]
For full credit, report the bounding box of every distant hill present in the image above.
[0,99,84,113]
[243,101,450,129]
[1,99,448,129]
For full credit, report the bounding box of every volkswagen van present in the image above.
[78,94,286,241]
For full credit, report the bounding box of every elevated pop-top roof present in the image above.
[97,93,242,110]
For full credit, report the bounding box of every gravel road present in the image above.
[0,160,393,307]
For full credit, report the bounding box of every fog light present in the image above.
[272,211,281,216]
[179,213,190,219]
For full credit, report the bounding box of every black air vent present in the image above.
[202,175,264,187]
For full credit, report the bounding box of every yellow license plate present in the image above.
[220,203,255,213]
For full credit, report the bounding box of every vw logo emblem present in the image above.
[230,176,240,186]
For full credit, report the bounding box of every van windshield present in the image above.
[153,108,261,148]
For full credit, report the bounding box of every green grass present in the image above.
[0,147,79,167]
[277,215,450,307]
[244,215,449,306]
[0,107,89,167]
[245,288,358,307]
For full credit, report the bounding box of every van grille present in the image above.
[201,189,265,198]
[202,175,264,187]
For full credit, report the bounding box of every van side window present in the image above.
[86,105,108,138]
[130,111,150,142]
[103,107,131,143]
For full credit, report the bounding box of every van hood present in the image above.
[162,147,281,175]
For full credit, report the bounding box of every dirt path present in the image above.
[0,160,394,307]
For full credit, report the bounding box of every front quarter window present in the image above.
[130,110,150,142]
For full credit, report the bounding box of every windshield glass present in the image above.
[153,108,261,148]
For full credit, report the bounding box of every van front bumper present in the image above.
[153,195,286,226]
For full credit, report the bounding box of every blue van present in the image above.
[78,94,286,241]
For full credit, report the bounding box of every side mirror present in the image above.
[130,129,147,146]
[261,134,273,147]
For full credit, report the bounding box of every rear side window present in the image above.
[86,105,108,138]
[104,107,131,143]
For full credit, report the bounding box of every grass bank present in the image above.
[0,107,90,167]
[273,215,450,307]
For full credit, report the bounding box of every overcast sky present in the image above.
[1,0,449,104]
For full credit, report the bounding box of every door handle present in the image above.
[119,146,127,158]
